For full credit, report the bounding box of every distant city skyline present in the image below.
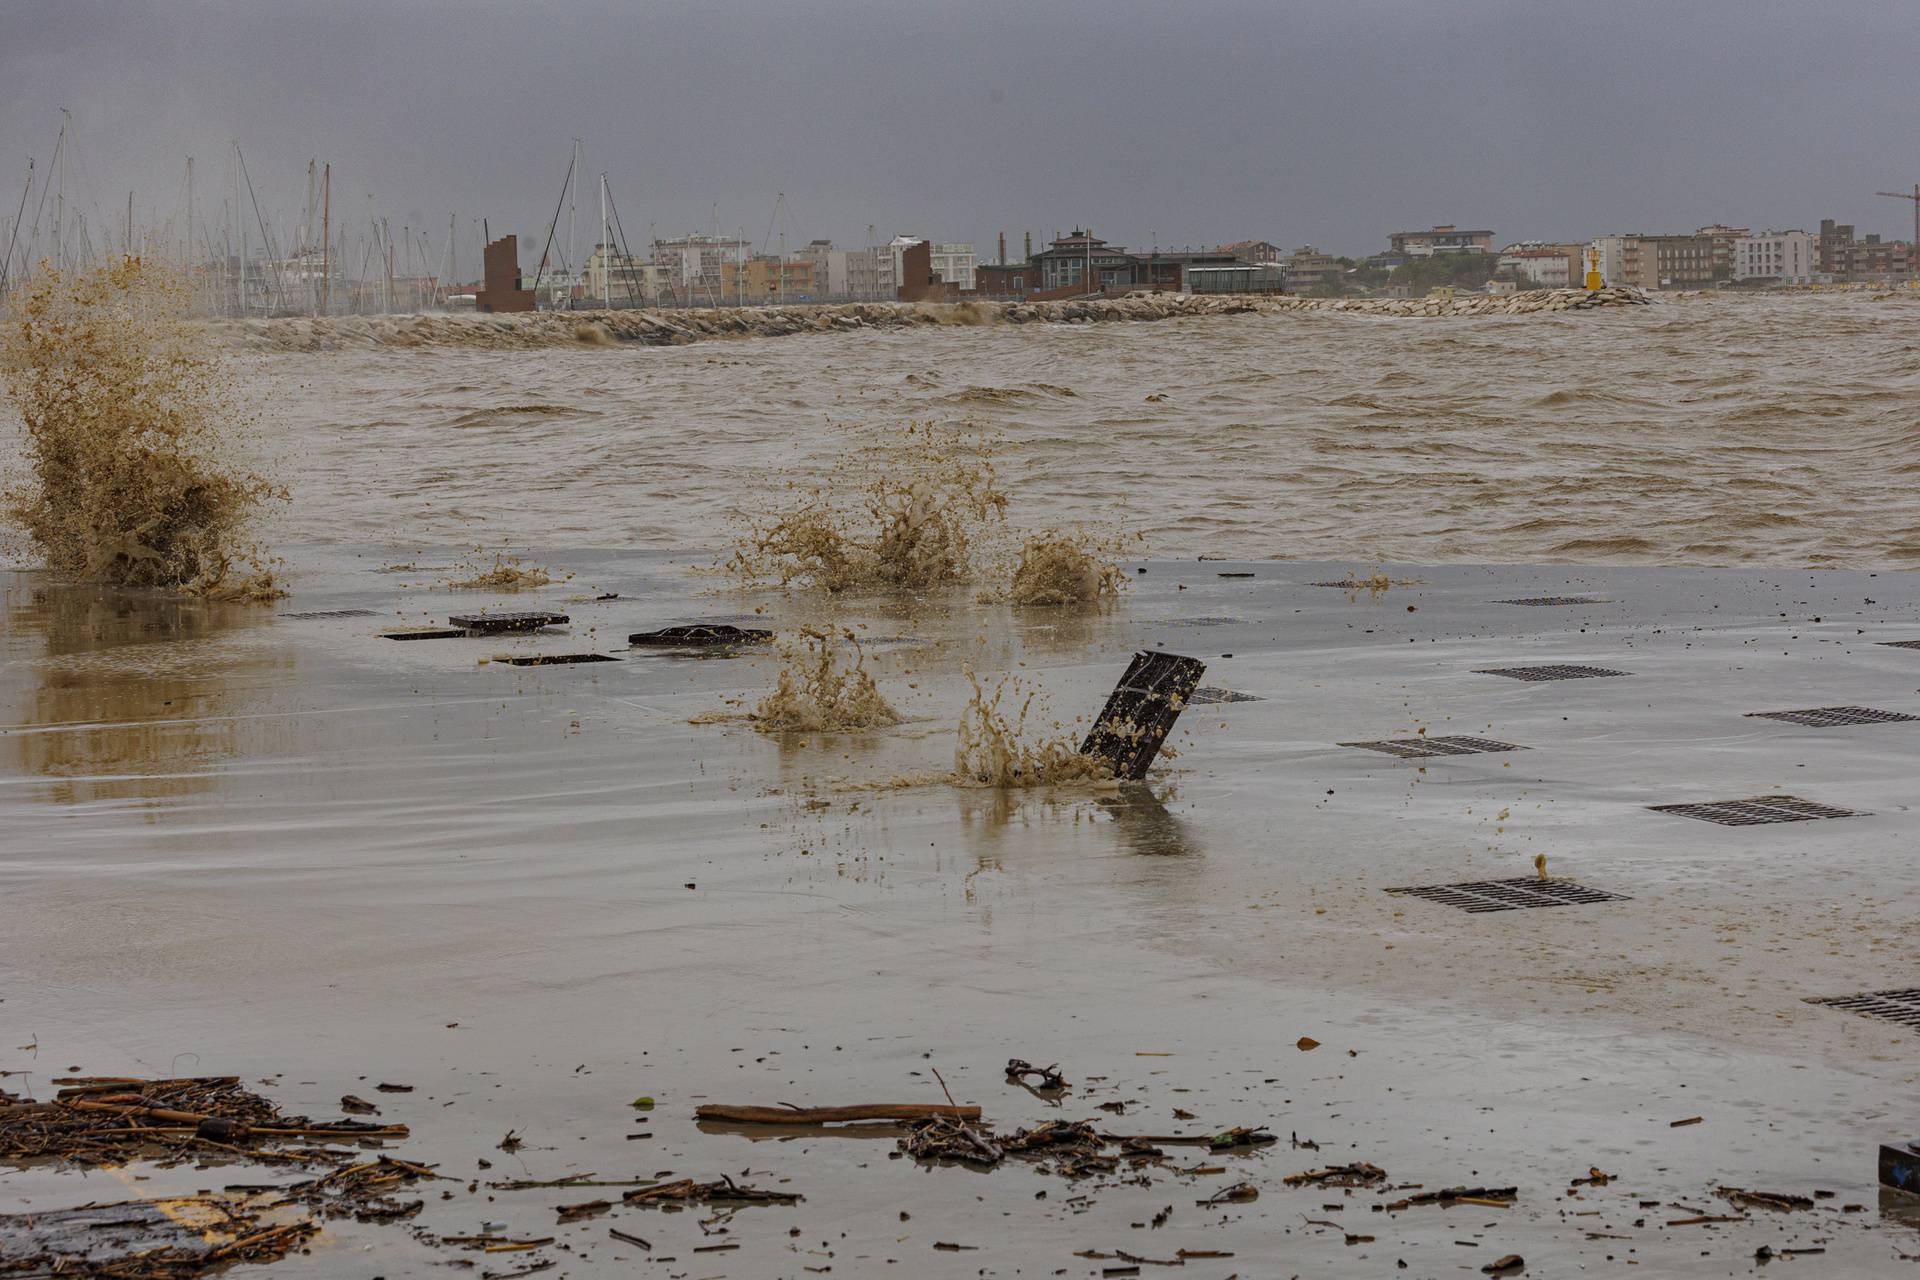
[5,0,1919,268]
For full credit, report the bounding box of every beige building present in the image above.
[583,244,666,305]
[1498,242,1584,288]
[719,256,815,302]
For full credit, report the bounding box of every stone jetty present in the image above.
[229,286,1652,352]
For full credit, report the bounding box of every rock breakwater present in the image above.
[225,287,1652,353]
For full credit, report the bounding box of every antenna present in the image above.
[1874,185,1920,251]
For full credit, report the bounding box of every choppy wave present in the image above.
[199,291,1920,570]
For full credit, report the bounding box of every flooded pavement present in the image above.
[5,552,1920,1275]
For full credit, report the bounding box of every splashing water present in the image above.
[1005,531,1125,606]
[730,421,1007,592]
[2,258,283,596]
[446,549,556,590]
[753,628,901,732]
[953,669,1111,787]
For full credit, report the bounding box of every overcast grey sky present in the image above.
[3,0,1917,269]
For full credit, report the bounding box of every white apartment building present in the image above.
[1734,230,1815,284]
[929,242,977,291]
[650,234,751,298]
[583,245,665,305]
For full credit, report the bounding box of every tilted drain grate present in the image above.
[1648,795,1860,825]
[1386,878,1628,913]
[1805,989,1920,1030]
[1189,687,1262,704]
[281,608,380,620]
[382,628,467,642]
[498,653,620,667]
[1880,641,1920,650]
[451,611,568,634]
[1341,735,1526,759]
[1747,706,1920,728]
[1473,665,1630,682]
[1493,596,1606,606]
[630,624,774,648]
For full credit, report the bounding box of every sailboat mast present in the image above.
[320,162,330,316]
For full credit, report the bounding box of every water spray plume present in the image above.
[2,257,283,597]
[1007,531,1124,606]
[953,669,1110,788]
[730,422,1007,592]
[753,629,901,732]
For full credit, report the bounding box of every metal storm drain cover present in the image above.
[1880,640,1920,650]
[1747,706,1920,728]
[498,653,620,666]
[1493,596,1606,606]
[281,608,380,620]
[1805,989,1920,1030]
[1647,795,1859,825]
[1341,735,1526,759]
[629,624,774,648]
[1189,687,1262,704]
[1473,665,1630,681]
[450,611,568,634]
[382,627,468,641]
[1151,616,1245,628]
[1386,878,1628,913]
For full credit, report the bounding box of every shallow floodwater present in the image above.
[5,297,1920,1276]
[224,292,1920,569]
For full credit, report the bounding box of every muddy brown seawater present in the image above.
[4,296,1920,1276]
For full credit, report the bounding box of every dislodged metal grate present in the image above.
[1805,989,1920,1030]
[1341,735,1526,759]
[382,628,468,641]
[1386,878,1628,913]
[1647,795,1860,825]
[281,608,380,620]
[629,624,773,647]
[1879,640,1920,650]
[1081,651,1206,781]
[498,653,621,666]
[1747,706,1920,728]
[450,611,568,634]
[1189,687,1262,704]
[1473,665,1630,681]
[1493,596,1606,606]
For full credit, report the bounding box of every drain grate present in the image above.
[1493,596,1606,606]
[281,608,380,620]
[1473,665,1630,681]
[1879,640,1920,650]
[1149,616,1245,628]
[1747,706,1920,728]
[498,653,620,666]
[1805,989,1920,1030]
[1341,735,1526,759]
[450,611,568,634]
[629,624,774,648]
[1647,795,1860,825]
[382,627,468,642]
[1386,878,1628,913]
[1189,687,1261,704]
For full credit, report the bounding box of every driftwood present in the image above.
[693,1103,980,1125]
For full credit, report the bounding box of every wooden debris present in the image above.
[1285,1161,1387,1188]
[1717,1185,1814,1212]
[694,1102,980,1125]
[621,1175,801,1207]
[0,1076,407,1167]
[1006,1059,1068,1091]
